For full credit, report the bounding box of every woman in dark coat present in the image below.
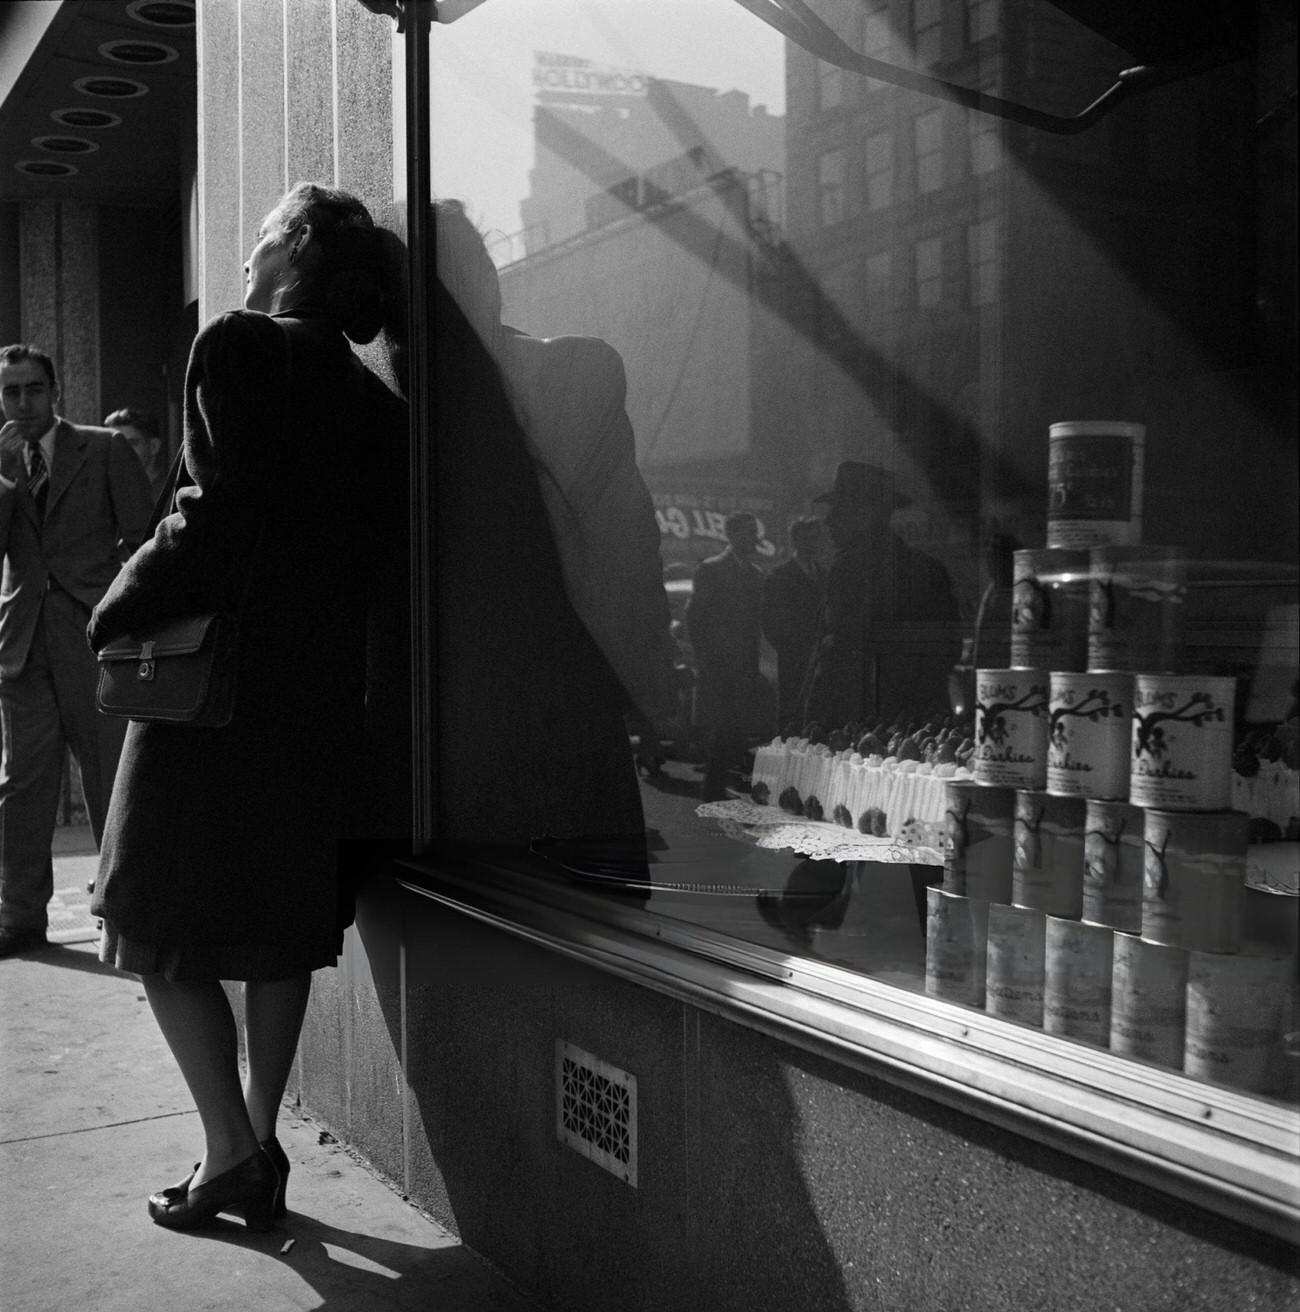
[88,182,407,1231]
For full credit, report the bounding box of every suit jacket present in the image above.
[0,419,153,679]
[762,556,825,659]
[686,547,773,733]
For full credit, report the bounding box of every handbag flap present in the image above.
[97,613,223,662]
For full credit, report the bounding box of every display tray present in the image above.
[1246,842,1300,896]
[697,799,945,866]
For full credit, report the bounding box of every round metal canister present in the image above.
[1141,809,1247,954]
[1110,932,1188,1068]
[1043,916,1114,1046]
[1046,420,1146,550]
[985,904,1045,1026]
[1087,545,1187,673]
[972,669,1049,789]
[1010,548,1089,671]
[942,781,1014,903]
[1012,791,1086,918]
[1045,671,1133,801]
[1082,799,1145,932]
[925,887,990,1009]
[1130,674,1236,811]
[1185,946,1297,1094]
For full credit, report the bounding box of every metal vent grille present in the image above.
[556,1041,637,1187]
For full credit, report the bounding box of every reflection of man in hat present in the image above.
[686,511,775,801]
[805,461,957,728]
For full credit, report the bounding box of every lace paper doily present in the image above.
[697,800,944,865]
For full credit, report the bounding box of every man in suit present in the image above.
[0,344,153,956]
[805,460,957,730]
[687,511,775,801]
[763,516,826,734]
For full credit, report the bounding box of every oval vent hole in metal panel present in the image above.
[555,1041,637,1188]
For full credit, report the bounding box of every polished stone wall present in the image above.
[197,0,399,392]
[194,0,405,1170]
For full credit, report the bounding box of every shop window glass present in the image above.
[419,0,1300,1156]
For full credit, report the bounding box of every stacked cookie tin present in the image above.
[924,421,1294,1096]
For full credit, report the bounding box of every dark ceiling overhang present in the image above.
[0,0,195,209]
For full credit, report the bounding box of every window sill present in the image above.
[393,848,1300,1244]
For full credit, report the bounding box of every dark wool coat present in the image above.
[89,310,408,976]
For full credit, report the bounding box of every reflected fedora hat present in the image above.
[812,460,911,513]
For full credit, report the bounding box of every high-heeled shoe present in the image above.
[148,1149,279,1232]
[260,1136,290,1219]
[147,1162,200,1213]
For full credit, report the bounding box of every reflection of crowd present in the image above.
[677,461,959,800]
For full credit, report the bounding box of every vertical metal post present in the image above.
[403,0,435,851]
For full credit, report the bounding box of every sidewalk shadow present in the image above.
[15,942,122,978]
[171,1210,524,1309]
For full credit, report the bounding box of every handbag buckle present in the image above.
[138,640,155,682]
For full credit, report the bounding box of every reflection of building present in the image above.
[500,67,788,569]
[516,61,783,255]
[781,0,1288,586]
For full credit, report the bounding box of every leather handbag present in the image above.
[96,612,240,727]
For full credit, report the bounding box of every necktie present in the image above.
[27,444,49,515]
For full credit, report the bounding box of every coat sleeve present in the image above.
[87,311,284,650]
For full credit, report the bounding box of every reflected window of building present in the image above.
[865,129,895,211]
[913,0,944,68]
[818,146,847,226]
[862,0,893,92]
[914,233,943,306]
[864,249,893,327]
[967,102,1001,175]
[968,217,999,306]
[966,0,998,46]
[915,108,944,193]
[818,60,844,112]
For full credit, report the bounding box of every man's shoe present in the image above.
[0,927,48,959]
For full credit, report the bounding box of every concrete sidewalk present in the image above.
[0,831,540,1312]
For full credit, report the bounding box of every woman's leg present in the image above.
[141,975,260,1187]
[241,973,312,1142]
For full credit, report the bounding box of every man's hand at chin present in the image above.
[0,422,26,484]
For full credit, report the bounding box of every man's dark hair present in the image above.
[0,344,57,390]
[104,407,160,439]
[725,511,758,537]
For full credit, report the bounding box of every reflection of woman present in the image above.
[88,183,407,1230]
[431,200,676,844]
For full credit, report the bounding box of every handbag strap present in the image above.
[150,314,294,618]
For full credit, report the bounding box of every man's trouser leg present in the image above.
[47,588,127,845]
[0,619,65,933]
